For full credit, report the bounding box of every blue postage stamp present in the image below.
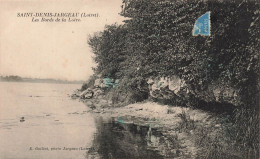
[192,11,211,36]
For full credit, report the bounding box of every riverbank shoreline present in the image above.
[74,95,227,158]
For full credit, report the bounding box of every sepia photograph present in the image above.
[0,0,259,158]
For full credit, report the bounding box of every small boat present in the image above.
[20,117,25,122]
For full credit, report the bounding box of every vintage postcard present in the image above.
[0,0,259,159]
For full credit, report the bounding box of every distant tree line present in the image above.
[0,75,83,84]
[0,75,23,81]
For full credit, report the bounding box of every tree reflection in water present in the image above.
[86,116,164,159]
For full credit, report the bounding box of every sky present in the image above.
[0,0,125,81]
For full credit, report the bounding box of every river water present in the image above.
[0,82,164,159]
[0,82,96,159]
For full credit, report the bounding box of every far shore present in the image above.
[0,80,84,84]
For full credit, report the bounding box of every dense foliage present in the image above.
[89,0,259,106]
[87,0,259,157]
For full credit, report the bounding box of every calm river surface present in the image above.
[0,82,96,159]
[0,82,164,159]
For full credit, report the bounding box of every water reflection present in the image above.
[87,117,164,159]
